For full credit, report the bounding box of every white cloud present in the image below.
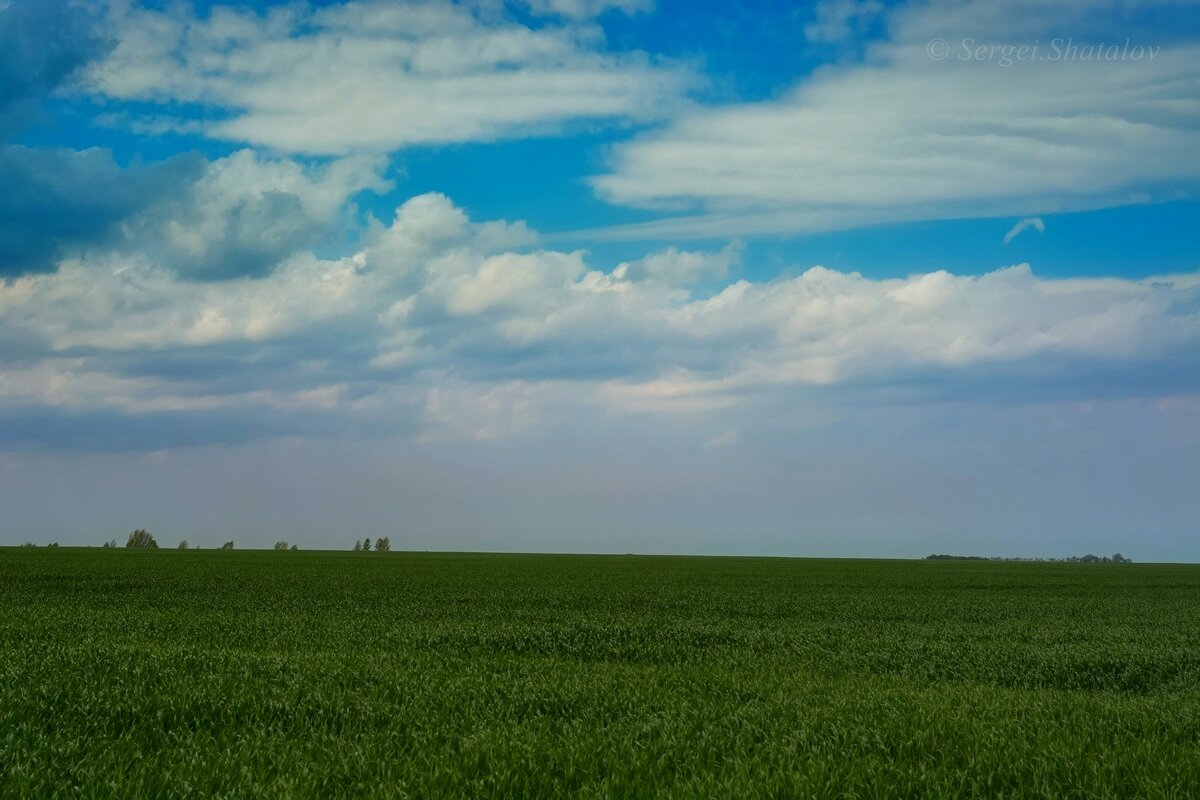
[588,0,1200,239]
[130,149,390,278]
[0,360,353,415]
[2,194,1198,440]
[85,1,693,155]
[447,251,589,316]
[620,242,742,286]
[1003,217,1046,245]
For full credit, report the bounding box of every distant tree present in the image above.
[274,541,290,551]
[290,544,298,551]
[126,529,158,549]
[353,539,362,552]
[220,541,234,550]
[47,542,59,548]
[362,537,372,552]
[1113,553,1129,564]
[20,542,36,547]
[178,540,189,550]
[375,537,390,553]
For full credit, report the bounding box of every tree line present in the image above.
[353,538,391,552]
[925,553,1132,563]
[114,530,236,550]
[16,531,401,551]
[23,529,397,551]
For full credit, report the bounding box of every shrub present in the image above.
[126,529,158,549]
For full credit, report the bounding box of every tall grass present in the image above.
[1,549,1197,797]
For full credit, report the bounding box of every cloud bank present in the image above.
[3,192,1198,449]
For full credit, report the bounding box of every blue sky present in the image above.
[1,0,1199,558]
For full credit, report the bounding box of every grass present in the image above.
[1,548,1199,797]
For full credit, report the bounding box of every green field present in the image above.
[2,549,1199,798]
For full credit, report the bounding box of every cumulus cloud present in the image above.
[84,0,693,155]
[619,242,742,286]
[1003,217,1046,245]
[588,0,1200,239]
[129,150,391,279]
[0,146,387,279]
[2,194,1199,449]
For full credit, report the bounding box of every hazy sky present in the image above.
[1,0,1198,558]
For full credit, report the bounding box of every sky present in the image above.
[1,0,1198,559]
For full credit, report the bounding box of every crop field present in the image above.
[2,549,1199,798]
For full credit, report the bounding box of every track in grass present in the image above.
[2,549,1198,797]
